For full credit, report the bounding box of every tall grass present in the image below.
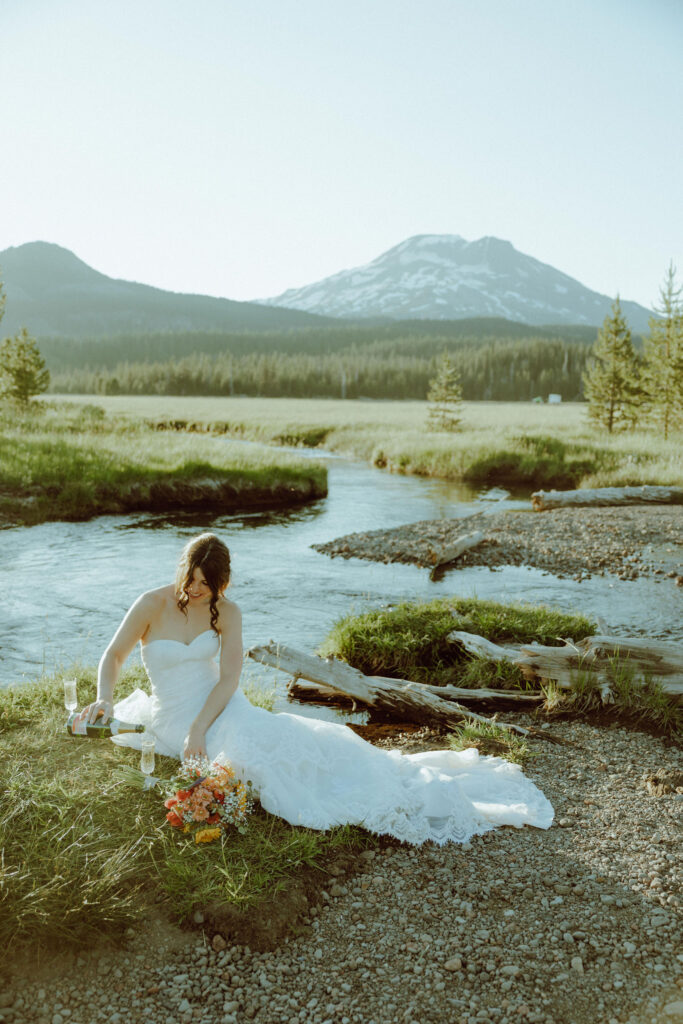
[319,596,597,689]
[448,720,533,764]
[0,401,327,525]
[0,667,365,955]
[50,395,683,489]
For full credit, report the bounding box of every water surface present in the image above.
[3,447,680,709]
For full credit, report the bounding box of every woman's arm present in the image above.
[82,593,156,725]
[183,602,243,759]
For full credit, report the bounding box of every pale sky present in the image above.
[2,0,681,310]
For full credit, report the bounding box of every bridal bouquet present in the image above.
[164,757,252,842]
[114,756,252,843]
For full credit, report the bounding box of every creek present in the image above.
[2,445,681,712]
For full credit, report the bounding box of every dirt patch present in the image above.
[347,721,449,754]
[197,847,363,954]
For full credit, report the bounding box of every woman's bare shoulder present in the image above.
[132,584,175,614]
[216,596,241,630]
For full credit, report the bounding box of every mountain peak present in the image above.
[261,234,653,331]
[1,241,109,289]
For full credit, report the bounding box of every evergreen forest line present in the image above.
[46,330,600,401]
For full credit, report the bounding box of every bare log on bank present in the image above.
[531,485,683,512]
[246,642,536,735]
[450,631,683,697]
[289,676,542,706]
[426,531,484,569]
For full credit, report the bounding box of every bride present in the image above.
[81,532,553,845]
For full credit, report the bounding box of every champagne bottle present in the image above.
[66,712,145,739]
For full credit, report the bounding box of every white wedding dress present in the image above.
[112,630,553,845]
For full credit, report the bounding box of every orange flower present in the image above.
[195,827,221,844]
[164,797,178,809]
[166,810,183,828]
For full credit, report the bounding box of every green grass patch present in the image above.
[462,434,607,489]
[49,396,683,491]
[0,401,327,525]
[541,660,682,735]
[448,720,533,764]
[0,668,367,955]
[319,596,597,690]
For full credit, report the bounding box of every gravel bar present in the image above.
[5,720,682,1024]
[312,506,683,583]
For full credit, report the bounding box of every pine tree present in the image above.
[427,351,463,430]
[0,327,51,405]
[582,297,640,433]
[642,264,683,440]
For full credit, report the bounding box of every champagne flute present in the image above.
[140,735,156,776]
[63,678,78,712]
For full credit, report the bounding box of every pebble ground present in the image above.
[313,506,683,585]
[3,720,681,1024]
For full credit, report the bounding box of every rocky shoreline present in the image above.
[4,717,682,1024]
[313,505,683,584]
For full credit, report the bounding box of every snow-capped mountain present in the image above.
[260,234,653,332]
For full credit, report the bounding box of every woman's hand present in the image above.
[183,726,207,761]
[79,700,114,726]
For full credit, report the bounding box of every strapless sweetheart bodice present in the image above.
[141,628,220,672]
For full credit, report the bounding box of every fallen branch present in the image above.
[451,631,683,697]
[426,531,484,568]
[289,675,542,705]
[531,484,683,512]
[448,631,521,662]
[246,642,535,736]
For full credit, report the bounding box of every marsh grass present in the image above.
[543,659,682,734]
[0,402,327,525]
[0,667,366,955]
[448,720,532,764]
[50,395,683,490]
[319,597,597,689]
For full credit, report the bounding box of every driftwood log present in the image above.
[426,531,484,569]
[450,631,683,697]
[246,642,535,736]
[531,484,683,511]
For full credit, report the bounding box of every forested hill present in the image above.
[40,318,601,369]
[0,241,337,336]
[44,320,613,402]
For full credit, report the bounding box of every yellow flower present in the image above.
[195,827,222,844]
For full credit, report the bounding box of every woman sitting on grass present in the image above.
[79,532,554,845]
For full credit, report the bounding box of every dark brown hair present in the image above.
[175,533,231,633]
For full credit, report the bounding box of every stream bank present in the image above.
[1,473,327,529]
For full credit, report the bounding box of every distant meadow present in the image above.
[49,395,683,491]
